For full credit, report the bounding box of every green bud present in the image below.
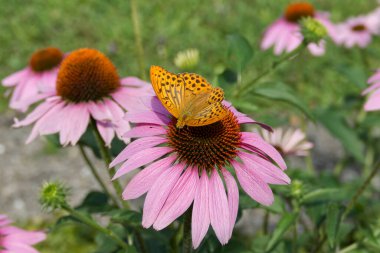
[291,179,303,199]
[300,17,327,44]
[174,48,199,71]
[40,181,69,211]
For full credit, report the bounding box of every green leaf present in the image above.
[76,191,112,213]
[336,64,367,89]
[265,213,298,252]
[301,188,350,205]
[227,34,253,72]
[326,203,342,249]
[109,210,142,227]
[252,82,314,120]
[315,108,365,163]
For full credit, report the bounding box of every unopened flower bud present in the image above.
[40,181,68,211]
[174,48,199,70]
[300,17,327,44]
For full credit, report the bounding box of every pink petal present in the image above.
[142,163,184,228]
[124,111,171,125]
[13,97,60,127]
[241,132,287,170]
[192,170,210,249]
[88,101,113,121]
[96,121,115,147]
[122,156,177,200]
[113,147,173,179]
[209,169,230,245]
[123,125,167,138]
[232,160,274,206]
[110,136,167,167]
[2,68,29,87]
[221,168,239,238]
[121,76,151,88]
[153,167,199,230]
[239,152,290,185]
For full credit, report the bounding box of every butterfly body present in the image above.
[150,66,227,128]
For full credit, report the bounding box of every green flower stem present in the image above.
[78,144,119,206]
[262,210,269,234]
[130,0,146,80]
[62,204,130,251]
[182,209,193,253]
[90,120,130,209]
[342,160,380,219]
[233,44,306,98]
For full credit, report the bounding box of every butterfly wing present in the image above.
[184,87,227,126]
[150,66,185,118]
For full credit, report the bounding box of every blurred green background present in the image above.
[1,0,379,116]
[1,1,379,252]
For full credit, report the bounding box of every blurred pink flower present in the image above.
[366,7,380,34]
[260,127,313,156]
[2,47,64,112]
[14,48,152,146]
[261,2,335,56]
[111,96,290,249]
[0,214,46,253]
[332,16,374,48]
[363,69,380,111]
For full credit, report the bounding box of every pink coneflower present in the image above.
[0,214,46,253]
[261,2,335,56]
[365,7,380,35]
[2,47,64,112]
[363,69,380,111]
[111,95,290,248]
[332,16,374,48]
[14,48,152,146]
[260,127,313,156]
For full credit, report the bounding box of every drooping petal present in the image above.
[209,169,230,245]
[111,136,167,167]
[122,156,177,200]
[153,167,199,230]
[239,152,291,185]
[241,132,287,170]
[96,121,115,147]
[123,124,167,138]
[125,111,171,125]
[2,68,29,87]
[142,163,184,228]
[221,168,239,238]
[113,147,173,179]
[232,160,274,206]
[192,170,211,249]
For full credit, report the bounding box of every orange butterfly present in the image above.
[150,66,227,128]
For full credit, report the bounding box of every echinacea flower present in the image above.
[0,214,46,253]
[261,2,335,56]
[2,47,64,112]
[366,7,380,34]
[111,95,290,248]
[14,48,152,146]
[363,69,380,111]
[332,16,374,48]
[260,127,313,156]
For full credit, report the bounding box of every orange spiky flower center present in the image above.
[167,109,241,171]
[56,48,120,103]
[352,24,366,32]
[284,2,315,23]
[29,47,63,72]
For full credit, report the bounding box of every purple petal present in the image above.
[221,168,239,238]
[192,170,210,249]
[142,163,184,228]
[123,124,167,138]
[153,167,199,230]
[113,147,173,179]
[122,156,176,200]
[232,160,274,206]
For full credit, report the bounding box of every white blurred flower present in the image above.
[174,48,199,70]
[260,127,313,156]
